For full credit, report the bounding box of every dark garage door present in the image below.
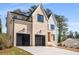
[16,33,30,46]
[35,35,45,46]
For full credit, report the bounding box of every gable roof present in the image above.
[10,5,38,21]
[10,4,56,22]
[45,9,52,19]
[31,4,48,20]
[48,13,57,25]
[39,4,48,20]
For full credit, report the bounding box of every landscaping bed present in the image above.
[0,47,32,55]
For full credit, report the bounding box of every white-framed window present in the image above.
[51,24,55,30]
[37,14,44,22]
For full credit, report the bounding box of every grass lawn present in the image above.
[58,46,79,52]
[0,47,32,55]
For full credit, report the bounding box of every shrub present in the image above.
[0,33,9,50]
[58,43,62,46]
[0,39,4,50]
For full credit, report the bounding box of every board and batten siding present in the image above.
[48,14,58,46]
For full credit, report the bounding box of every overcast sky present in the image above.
[0,3,79,33]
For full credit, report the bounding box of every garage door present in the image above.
[35,35,45,46]
[16,33,30,46]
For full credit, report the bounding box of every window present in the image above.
[51,24,55,30]
[53,34,55,41]
[37,14,44,22]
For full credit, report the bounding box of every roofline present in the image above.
[26,4,39,20]
[49,13,57,25]
[10,4,52,21]
[31,4,48,20]
[10,12,28,17]
[40,4,48,20]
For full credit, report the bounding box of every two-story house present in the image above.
[7,4,58,46]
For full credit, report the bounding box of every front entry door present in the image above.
[48,32,51,42]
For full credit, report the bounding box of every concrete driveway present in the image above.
[18,47,79,55]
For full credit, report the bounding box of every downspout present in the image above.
[12,19,14,47]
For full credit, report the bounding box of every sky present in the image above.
[0,3,79,33]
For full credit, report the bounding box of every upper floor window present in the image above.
[51,24,55,30]
[37,14,44,22]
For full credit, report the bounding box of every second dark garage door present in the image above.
[35,35,45,46]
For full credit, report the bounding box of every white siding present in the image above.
[48,14,58,45]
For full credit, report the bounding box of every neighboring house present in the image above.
[6,4,58,46]
[62,38,79,48]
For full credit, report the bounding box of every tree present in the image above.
[30,5,37,11]
[28,5,37,14]
[45,8,68,43]
[13,9,22,14]
[0,17,2,34]
[68,31,74,38]
[75,31,79,39]
[23,5,37,16]
[55,14,68,43]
